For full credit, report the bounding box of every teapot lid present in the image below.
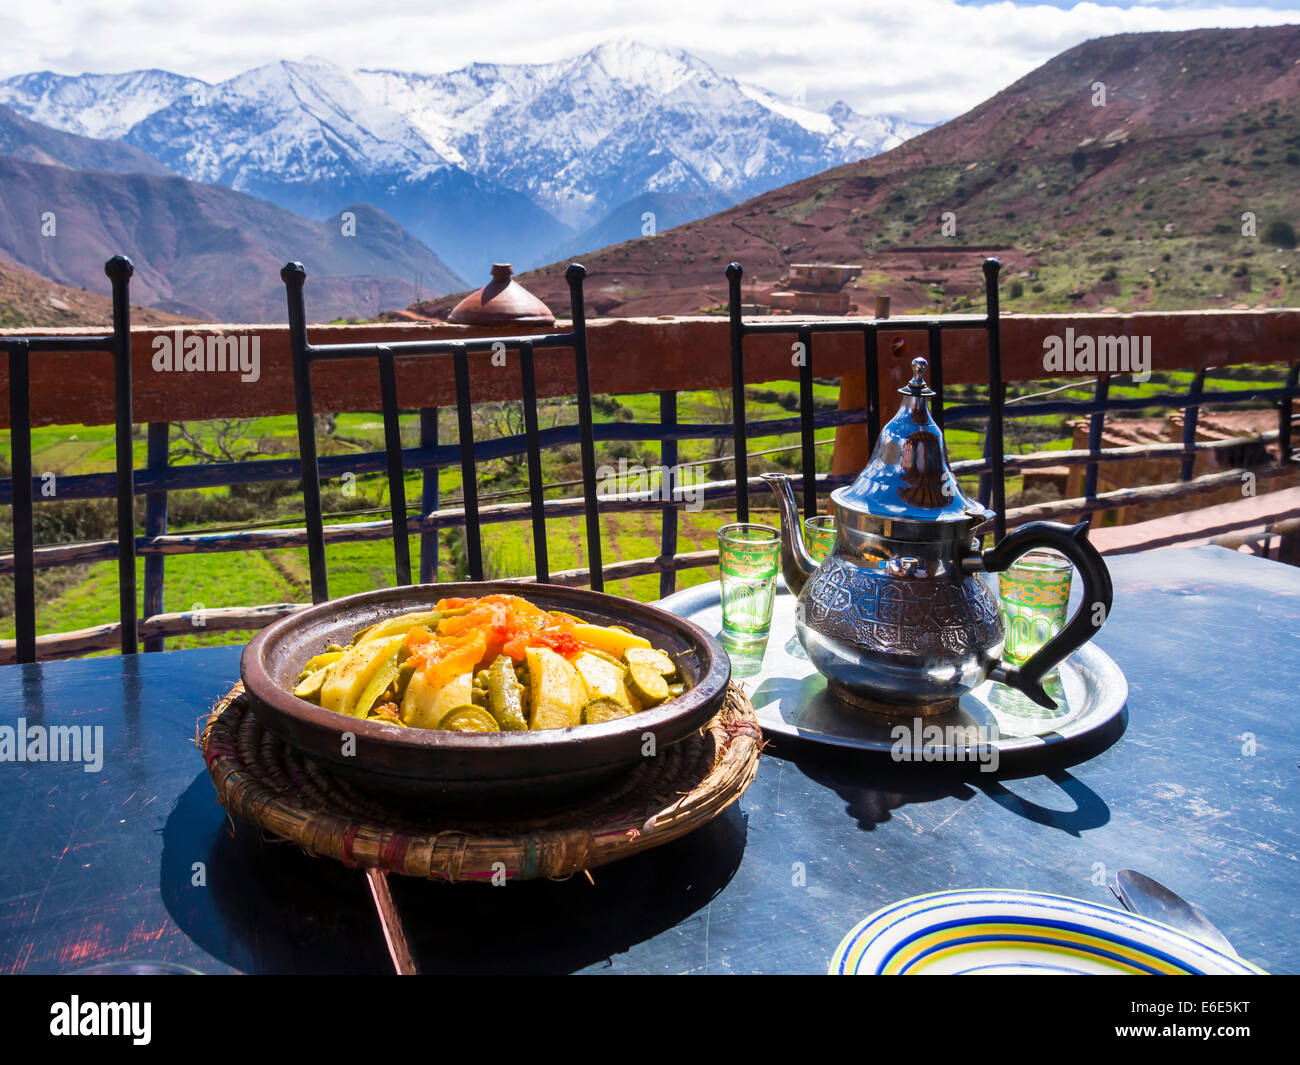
[833,357,992,527]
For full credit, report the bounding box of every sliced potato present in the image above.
[526,646,589,730]
[320,635,406,715]
[570,622,651,659]
[401,669,474,729]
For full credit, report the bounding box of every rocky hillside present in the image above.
[482,26,1300,318]
[0,256,194,328]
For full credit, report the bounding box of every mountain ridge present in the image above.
[479,26,1300,319]
[0,42,925,278]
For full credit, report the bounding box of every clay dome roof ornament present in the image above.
[448,264,555,325]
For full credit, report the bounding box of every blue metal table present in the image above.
[1,546,1297,974]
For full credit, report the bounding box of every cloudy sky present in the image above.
[2,0,1297,122]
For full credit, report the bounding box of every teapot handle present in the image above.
[977,520,1114,709]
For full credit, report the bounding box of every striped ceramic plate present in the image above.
[829,889,1265,975]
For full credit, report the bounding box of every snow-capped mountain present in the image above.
[0,69,205,140]
[356,40,926,229]
[0,42,928,277]
[126,59,453,187]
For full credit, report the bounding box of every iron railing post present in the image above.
[376,346,412,586]
[725,262,749,521]
[106,255,138,655]
[7,340,35,663]
[659,390,679,600]
[1181,369,1207,482]
[142,421,170,651]
[983,258,1007,540]
[797,324,816,520]
[519,340,549,583]
[282,261,329,603]
[567,263,603,590]
[419,407,439,583]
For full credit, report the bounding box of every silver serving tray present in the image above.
[657,582,1127,757]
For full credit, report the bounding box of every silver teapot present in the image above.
[764,357,1112,715]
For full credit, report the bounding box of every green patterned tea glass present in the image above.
[803,514,836,564]
[998,550,1073,665]
[717,523,781,643]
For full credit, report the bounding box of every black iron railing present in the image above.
[1,255,1296,664]
[2,256,137,662]
[283,261,602,603]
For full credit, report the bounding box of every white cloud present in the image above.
[0,0,1295,122]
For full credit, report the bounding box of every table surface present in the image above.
[2,546,1297,975]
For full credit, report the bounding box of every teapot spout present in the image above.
[760,473,819,596]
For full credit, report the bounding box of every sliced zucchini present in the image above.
[572,651,638,711]
[624,646,676,677]
[581,697,633,725]
[625,661,669,707]
[294,664,331,701]
[437,704,500,732]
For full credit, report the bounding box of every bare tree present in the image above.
[169,419,269,465]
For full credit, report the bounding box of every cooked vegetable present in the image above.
[354,640,404,718]
[526,646,588,730]
[355,609,444,646]
[294,665,331,701]
[437,704,500,732]
[301,650,345,676]
[581,697,633,725]
[292,593,689,733]
[402,669,474,729]
[485,654,528,731]
[572,651,639,712]
[569,623,651,659]
[624,645,676,677]
[625,661,670,707]
[320,634,407,716]
[367,702,406,726]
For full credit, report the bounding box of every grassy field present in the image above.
[1,363,1289,649]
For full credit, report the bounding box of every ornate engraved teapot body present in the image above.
[764,358,1112,715]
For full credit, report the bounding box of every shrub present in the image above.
[1265,220,1297,249]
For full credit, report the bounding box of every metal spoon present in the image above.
[1113,869,1239,958]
